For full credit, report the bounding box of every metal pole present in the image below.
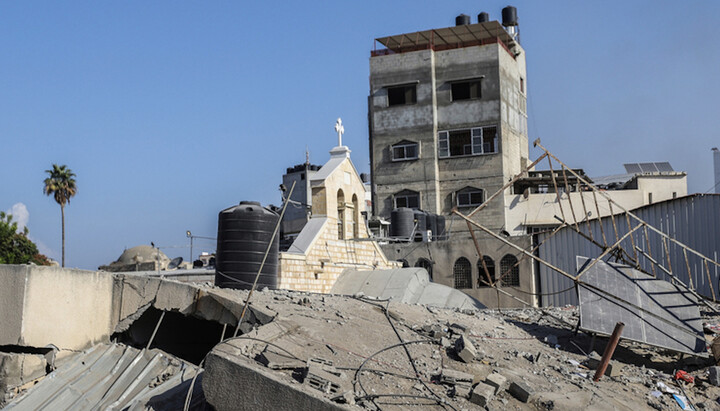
[593,322,624,382]
[190,236,193,264]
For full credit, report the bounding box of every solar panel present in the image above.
[576,256,705,355]
[624,162,675,174]
[639,162,658,173]
[623,163,643,174]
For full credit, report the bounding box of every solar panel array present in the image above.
[623,162,674,174]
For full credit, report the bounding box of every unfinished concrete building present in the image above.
[368,9,534,307]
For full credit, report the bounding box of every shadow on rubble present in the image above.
[505,317,707,374]
[112,307,227,365]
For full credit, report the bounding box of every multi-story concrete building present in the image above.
[368,9,536,307]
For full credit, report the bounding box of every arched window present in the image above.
[352,194,359,239]
[499,254,520,286]
[397,259,409,268]
[477,256,495,287]
[415,258,433,281]
[453,257,472,289]
[337,189,345,239]
[456,187,485,208]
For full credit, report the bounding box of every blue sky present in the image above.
[2,1,719,269]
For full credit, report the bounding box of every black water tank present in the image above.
[478,12,490,23]
[434,215,446,240]
[426,213,437,237]
[456,14,471,26]
[390,207,414,238]
[502,6,518,26]
[215,201,279,290]
[413,210,427,232]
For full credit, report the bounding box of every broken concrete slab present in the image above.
[305,358,347,395]
[441,368,473,385]
[455,334,478,363]
[204,340,346,411]
[470,381,495,407]
[508,380,534,403]
[154,279,198,314]
[0,352,47,393]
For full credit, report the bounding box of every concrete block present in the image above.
[508,381,534,403]
[586,352,622,377]
[470,381,495,407]
[454,382,472,399]
[455,334,478,363]
[484,373,507,394]
[709,366,720,386]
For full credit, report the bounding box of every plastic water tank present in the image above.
[215,201,279,290]
[426,213,437,238]
[478,12,490,23]
[413,210,427,232]
[502,6,518,26]
[390,208,415,238]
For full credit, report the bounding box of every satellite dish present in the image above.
[167,257,183,270]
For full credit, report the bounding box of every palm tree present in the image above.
[43,164,77,267]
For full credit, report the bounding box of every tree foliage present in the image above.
[0,212,50,265]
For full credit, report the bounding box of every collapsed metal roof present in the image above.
[4,344,204,410]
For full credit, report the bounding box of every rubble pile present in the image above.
[203,288,720,410]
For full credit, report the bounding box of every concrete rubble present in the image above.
[3,265,720,410]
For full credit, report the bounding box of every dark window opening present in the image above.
[438,126,497,158]
[394,190,420,209]
[457,188,484,207]
[392,142,419,161]
[477,256,495,287]
[520,77,525,94]
[453,257,472,289]
[451,80,482,101]
[387,85,417,106]
[398,259,409,268]
[300,173,305,180]
[499,254,520,287]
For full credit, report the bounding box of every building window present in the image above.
[438,126,497,158]
[415,258,433,281]
[520,77,525,94]
[456,187,484,208]
[393,190,420,209]
[387,84,417,106]
[451,79,482,101]
[453,257,472,289]
[499,254,519,287]
[391,141,419,161]
[337,189,345,240]
[477,256,495,287]
[352,194,359,239]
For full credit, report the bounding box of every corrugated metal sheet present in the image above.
[5,344,204,410]
[538,194,720,307]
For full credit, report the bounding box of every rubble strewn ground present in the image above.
[4,266,720,410]
[202,287,720,410]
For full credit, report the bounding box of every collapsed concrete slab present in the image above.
[330,268,485,310]
[204,340,346,411]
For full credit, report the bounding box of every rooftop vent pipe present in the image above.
[455,14,471,26]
